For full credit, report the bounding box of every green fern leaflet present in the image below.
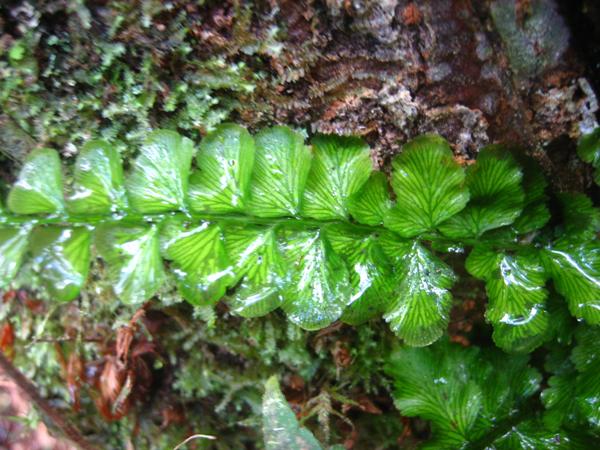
[1,124,599,352]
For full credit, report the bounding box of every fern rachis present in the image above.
[0,123,599,353]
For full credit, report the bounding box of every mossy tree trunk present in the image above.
[1,0,597,185]
[0,1,598,449]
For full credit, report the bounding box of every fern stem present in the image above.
[0,212,531,251]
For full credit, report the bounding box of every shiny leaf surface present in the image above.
[440,146,524,238]
[68,140,126,215]
[280,227,351,330]
[8,148,64,215]
[95,224,164,304]
[302,134,372,220]
[161,218,231,306]
[558,193,600,241]
[1,126,599,361]
[127,130,194,213]
[578,128,600,186]
[188,123,255,213]
[223,224,286,317]
[384,135,469,238]
[544,239,600,324]
[543,326,600,432]
[262,376,322,450]
[385,341,541,449]
[247,126,312,217]
[29,226,91,301]
[382,240,455,346]
[489,420,571,450]
[0,226,31,288]
[466,246,550,352]
[326,224,396,324]
[511,156,550,234]
[347,171,392,226]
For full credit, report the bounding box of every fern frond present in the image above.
[1,124,599,352]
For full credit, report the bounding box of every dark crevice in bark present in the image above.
[556,0,600,99]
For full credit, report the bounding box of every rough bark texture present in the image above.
[0,0,598,184]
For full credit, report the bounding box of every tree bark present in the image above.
[249,0,598,189]
[0,351,97,450]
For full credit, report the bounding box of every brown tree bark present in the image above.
[245,0,597,191]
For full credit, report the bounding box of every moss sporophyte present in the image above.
[0,124,598,354]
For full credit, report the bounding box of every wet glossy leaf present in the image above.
[326,224,396,324]
[223,224,286,317]
[302,134,372,220]
[578,128,600,164]
[384,135,469,238]
[542,365,577,431]
[0,226,31,288]
[2,126,600,361]
[566,326,600,430]
[466,246,550,352]
[347,172,392,226]
[8,148,64,215]
[490,420,571,450]
[440,146,524,238]
[383,240,455,346]
[543,239,600,324]
[95,224,164,304]
[68,140,127,215]
[247,126,312,217]
[262,376,322,450]
[161,218,231,306]
[543,326,600,432]
[127,130,194,213]
[188,123,255,213]
[558,193,600,241]
[29,226,91,301]
[385,340,541,449]
[511,156,550,234]
[377,230,415,265]
[280,227,351,330]
[577,128,600,183]
[544,295,576,346]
